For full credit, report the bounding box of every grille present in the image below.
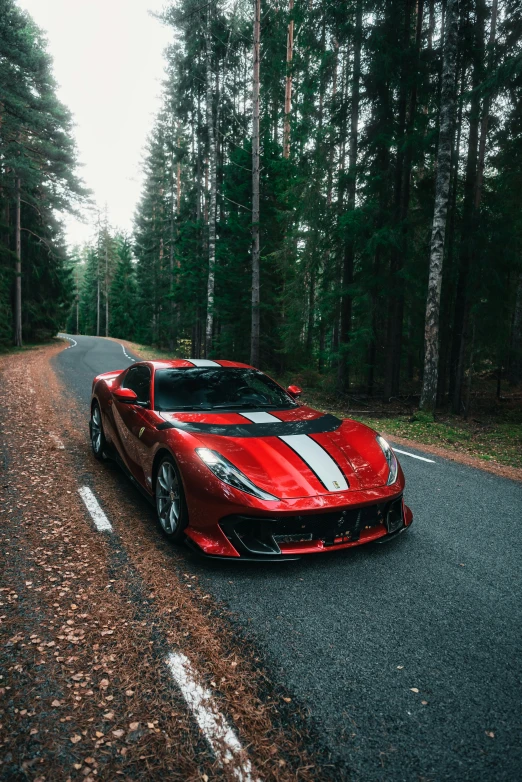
[220,497,403,557]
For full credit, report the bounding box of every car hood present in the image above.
[159,408,391,499]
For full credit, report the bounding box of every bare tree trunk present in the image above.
[105,235,109,337]
[283,0,294,158]
[383,0,412,400]
[75,263,79,334]
[96,259,100,337]
[419,0,458,411]
[306,269,315,354]
[169,148,175,352]
[204,7,217,357]
[326,40,338,208]
[338,0,362,392]
[196,90,202,223]
[250,0,261,367]
[474,0,498,208]
[450,0,486,413]
[508,272,522,385]
[14,177,22,347]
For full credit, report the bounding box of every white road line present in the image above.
[120,343,136,362]
[58,333,77,349]
[392,448,435,464]
[78,487,113,532]
[166,652,258,782]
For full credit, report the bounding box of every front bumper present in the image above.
[185,495,413,560]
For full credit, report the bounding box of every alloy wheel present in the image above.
[156,461,181,535]
[91,405,103,455]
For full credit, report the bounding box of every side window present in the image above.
[123,366,151,404]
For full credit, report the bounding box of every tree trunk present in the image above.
[250,0,261,367]
[283,0,295,158]
[196,90,202,223]
[96,252,100,337]
[326,40,338,208]
[507,272,522,385]
[306,269,315,355]
[204,7,217,358]
[437,60,466,404]
[105,236,109,337]
[169,151,175,352]
[450,0,486,413]
[383,0,413,400]
[337,0,362,392]
[75,264,79,335]
[420,0,458,411]
[14,177,22,347]
[474,0,498,209]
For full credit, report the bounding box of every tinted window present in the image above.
[123,365,151,404]
[154,368,296,412]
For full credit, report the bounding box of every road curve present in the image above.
[54,334,522,781]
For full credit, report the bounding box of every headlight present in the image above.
[196,448,278,501]
[376,435,398,486]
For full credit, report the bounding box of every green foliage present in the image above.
[0,0,87,345]
[34,0,519,416]
[110,238,138,339]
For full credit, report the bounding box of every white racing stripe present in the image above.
[166,652,258,782]
[120,343,136,362]
[241,411,281,423]
[280,434,348,491]
[392,447,435,464]
[78,487,113,532]
[187,358,221,367]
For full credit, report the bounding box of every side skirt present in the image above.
[104,443,156,508]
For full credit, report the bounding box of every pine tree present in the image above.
[110,237,137,340]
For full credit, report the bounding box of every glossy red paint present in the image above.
[112,387,138,403]
[91,359,413,559]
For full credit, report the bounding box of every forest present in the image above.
[0,0,85,348]
[1,0,521,414]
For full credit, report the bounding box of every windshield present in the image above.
[154,368,297,412]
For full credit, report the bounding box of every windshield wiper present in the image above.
[211,402,292,410]
[159,403,213,412]
[159,402,296,412]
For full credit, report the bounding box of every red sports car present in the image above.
[90,359,413,560]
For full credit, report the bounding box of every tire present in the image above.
[155,455,188,543]
[90,402,107,461]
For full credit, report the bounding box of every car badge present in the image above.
[332,481,340,489]
[138,427,145,438]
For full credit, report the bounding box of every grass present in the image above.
[113,340,522,471]
[303,390,522,471]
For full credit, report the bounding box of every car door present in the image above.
[112,365,152,484]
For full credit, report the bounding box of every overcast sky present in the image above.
[17,0,172,248]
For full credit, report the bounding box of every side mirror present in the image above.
[113,387,138,404]
[287,384,302,399]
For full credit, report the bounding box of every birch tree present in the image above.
[420,0,458,411]
[250,0,261,367]
[283,0,295,159]
[204,4,217,357]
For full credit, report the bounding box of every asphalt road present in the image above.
[54,334,522,781]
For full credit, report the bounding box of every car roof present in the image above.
[137,359,255,370]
